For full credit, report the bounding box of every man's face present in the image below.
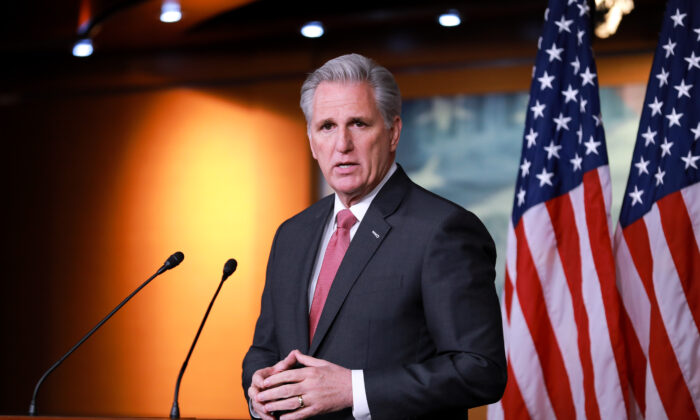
[309,81,401,208]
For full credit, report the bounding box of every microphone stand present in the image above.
[170,259,236,419]
[29,252,184,416]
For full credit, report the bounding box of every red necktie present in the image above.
[309,209,357,344]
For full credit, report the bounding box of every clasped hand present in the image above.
[248,349,352,420]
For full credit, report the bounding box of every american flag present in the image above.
[489,0,629,418]
[613,0,700,418]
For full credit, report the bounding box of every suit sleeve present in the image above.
[363,208,507,419]
[241,226,284,400]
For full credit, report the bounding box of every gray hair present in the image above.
[300,53,401,129]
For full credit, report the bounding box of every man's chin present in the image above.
[329,179,362,195]
[332,185,367,206]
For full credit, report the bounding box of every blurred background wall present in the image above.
[0,0,662,418]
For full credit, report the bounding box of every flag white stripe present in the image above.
[522,204,586,419]
[502,220,516,353]
[598,166,614,242]
[569,171,626,418]
[506,218,517,288]
[501,294,511,350]
[508,281,557,419]
[488,398,504,420]
[645,362,669,420]
[680,182,700,251]
[644,206,700,413]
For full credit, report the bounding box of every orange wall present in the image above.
[5,82,309,418]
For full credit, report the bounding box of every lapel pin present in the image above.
[371,230,380,239]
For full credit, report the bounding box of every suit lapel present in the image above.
[292,197,333,354]
[309,166,410,355]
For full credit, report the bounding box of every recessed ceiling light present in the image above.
[160,1,182,23]
[72,38,93,57]
[301,21,324,38]
[438,10,461,27]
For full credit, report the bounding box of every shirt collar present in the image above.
[332,162,397,224]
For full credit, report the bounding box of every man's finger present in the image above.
[262,368,308,389]
[272,350,298,373]
[257,382,301,403]
[251,367,273,388]
[249,386,275,420]
[262,394,306,414]
[251,399,275,420]
[291,350,327,367]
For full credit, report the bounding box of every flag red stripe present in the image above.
[622,220,698,419]
[545,194,601,420]
[505,269,513,323]
[620,307,647,413]
[515,221,576,420]
[657,191,700,332]
[621,221,654,300]
[582,170,630,415]
[502,356,532,420]
[647,306,698,419]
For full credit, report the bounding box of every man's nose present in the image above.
[335,128,353,152]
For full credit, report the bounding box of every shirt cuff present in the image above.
[249,397,261,419]
[351,369,371,420]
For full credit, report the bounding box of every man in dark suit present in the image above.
[242,53,506,420]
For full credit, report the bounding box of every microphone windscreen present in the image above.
[223,258,238,280]
[165,251,185,270]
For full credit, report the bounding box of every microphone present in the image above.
[170,258,237,419]
[28,251,185,416]
[159,251,185,275]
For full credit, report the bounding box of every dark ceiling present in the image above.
[0,0,665,97]
[1,0,665,54]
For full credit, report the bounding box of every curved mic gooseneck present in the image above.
[28,251,185,416]
[170,258,237,419]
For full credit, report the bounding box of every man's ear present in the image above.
[389,116,402,152]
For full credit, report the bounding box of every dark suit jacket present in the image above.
[242,166,506,419]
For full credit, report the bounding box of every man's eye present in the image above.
[353,121,367,127]
[321,123,334,130]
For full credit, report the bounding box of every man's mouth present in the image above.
[336,162,357,168]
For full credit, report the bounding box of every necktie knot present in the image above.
[336,209,357,230]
